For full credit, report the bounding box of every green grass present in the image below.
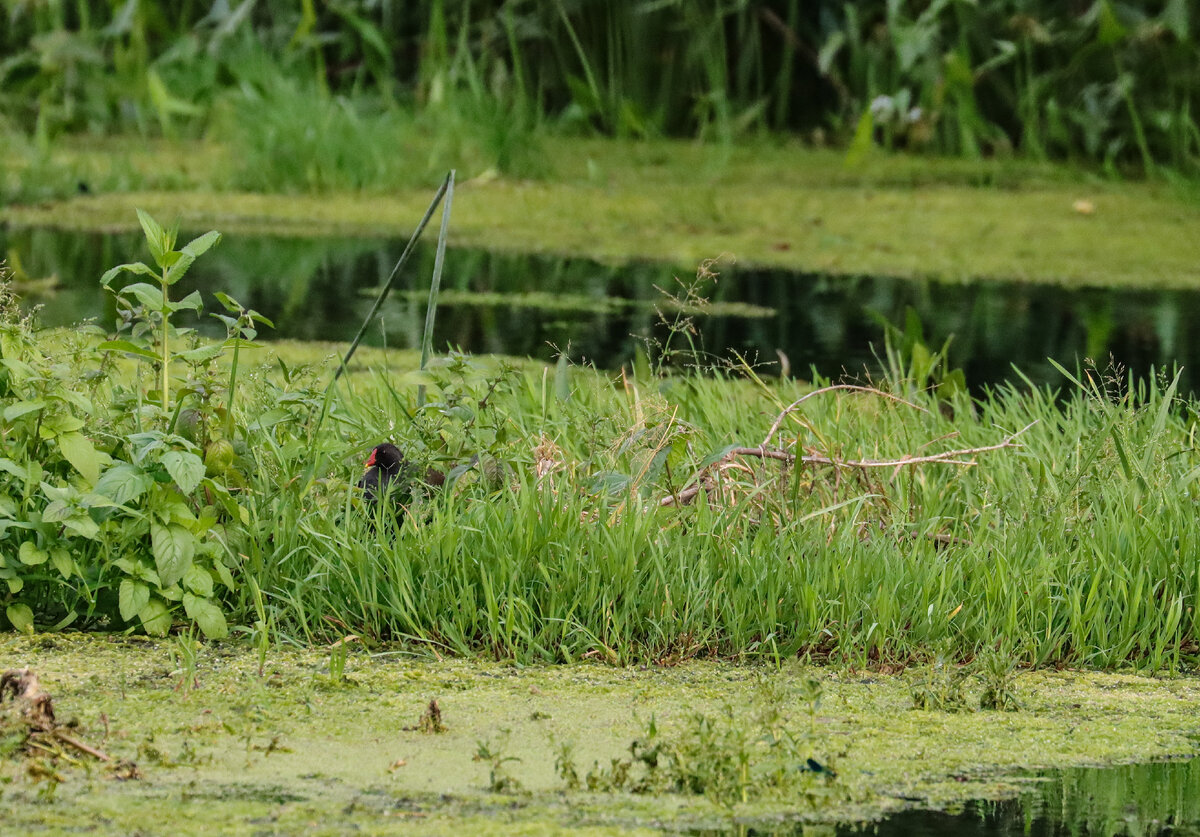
[4,214,1200,673]
[230,352,1200,672]
[13,314,1200,671]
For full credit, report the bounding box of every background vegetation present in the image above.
[3,0,1198,193]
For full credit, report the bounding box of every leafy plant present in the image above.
[99,209,221,415]
[474,732,522,792]
[0,216,256,640]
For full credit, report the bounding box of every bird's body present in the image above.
[358,443,412,505]
[357,443,447,511]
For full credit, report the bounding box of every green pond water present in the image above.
[4,226,1200,393]
[4,637,1200,835]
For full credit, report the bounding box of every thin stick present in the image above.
[760,384,930,449]
[418,169,456,407]
[333,172,452,382]
[54,731,112,762]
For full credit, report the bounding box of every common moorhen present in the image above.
[358,443,446,509]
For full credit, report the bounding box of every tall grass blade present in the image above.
[333,172,452,383]
[418,169,456,407]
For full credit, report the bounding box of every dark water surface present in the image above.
[700,758,1200,836]
[841,758,1200,837]
[4,226,1198,392]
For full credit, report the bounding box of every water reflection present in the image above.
[2,226,1195,393]
[839,758,1200,837]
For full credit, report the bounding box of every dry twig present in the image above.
[662,422,1037,507]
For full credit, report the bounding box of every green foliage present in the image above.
[474,732,522,793]
[0,214,272,639]
[910,645,973,713]
[5,213,1200,675]
[2,2,1198,176]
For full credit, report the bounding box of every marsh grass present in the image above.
[214,343,1200,674]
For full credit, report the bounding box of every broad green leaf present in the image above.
[119,579,150,621]
[5,576,24,594]
[49,548,75,579]
[79,492,120,510]
[176,344,224,363]
[183,593,228,639]
[4,400,46,422]
[115,558,161,586]
[42,500,73,522]
[161,450,205,494]
[58,431,102,485]
[44,413,85,436]
[247,408,293,430]
[95,463,153,505]
[63,514,101,540]
[213,560,236,590]
[183,563,213,597]
[19,540,48,566]
[173,290,204,312]
[137,598,172,636]
[0,458,29,479]
[6,603,34,634]
[214,291,241,312]
[182,230,221,259]
[100,261,157,286]
[151,522,194,587]
[59,389,94,414]
[136,208,168,266]
[118,282,165,310]
[1096,0,1126,45]
[97,340,159,361]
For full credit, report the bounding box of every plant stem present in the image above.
[160,267,170,413]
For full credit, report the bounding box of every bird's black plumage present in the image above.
[357,443,447,512]
[358,443,411,504]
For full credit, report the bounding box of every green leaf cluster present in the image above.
[0,220,257,639]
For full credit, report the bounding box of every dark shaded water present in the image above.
[4,226,1198,392]
[693,758,1200,836]
[839,759,1200,837]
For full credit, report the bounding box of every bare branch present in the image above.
[760,385,930,450]
[661,422,1037,507]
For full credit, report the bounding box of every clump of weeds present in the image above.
[560,677,845,810]
[911,644,1025,712]
[910,643,973,712]
[404,699,447,734]
[474,730,522,792]
[978,647,1023,711]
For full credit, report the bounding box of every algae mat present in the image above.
[6,139,1200,289]
[3,635,1200,835]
